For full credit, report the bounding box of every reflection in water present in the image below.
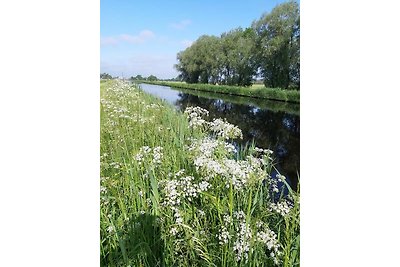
[138,83,300,190]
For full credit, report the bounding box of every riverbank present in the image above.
[137,80,300,103]
[101,80,300,266]
[176,86,300,116]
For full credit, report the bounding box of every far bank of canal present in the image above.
[137,83,300,190]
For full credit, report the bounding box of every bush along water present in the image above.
[100,80,300,266]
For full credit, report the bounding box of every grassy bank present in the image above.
[100,80,300,266]
[138,80,300,103]
[176,87,300,116]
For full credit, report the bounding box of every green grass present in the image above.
[138,80,300,103]
[174,87,300,116]
[100,80,300,266]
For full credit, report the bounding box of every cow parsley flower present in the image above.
[170,227,178,236]
[218,226,231,245]
[209,118,243,139]
[184,106,209,129]
[233,222,252,262]
[255,225,282,265]
[152,146,163,165]
[269,200,293,216]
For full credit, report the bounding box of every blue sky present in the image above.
[101,0,287,79]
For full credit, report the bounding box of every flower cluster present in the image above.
[217,214,232,245]
[188,137,221,158]
[134,146,163,166]
[189,138,267,191]
[184,107,243,140]
[209,118,243,140]
[183,108,274,192]
[184,106,209,129]
[232,211,252,262]
[161,169,211,208]
[255,221,282,265]
[216,210,281,263]
[152,146,163,164]
[233,222,252,262]
[269,199,293,217]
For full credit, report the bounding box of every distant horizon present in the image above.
[100,0,288,79]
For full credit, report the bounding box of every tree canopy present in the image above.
[100,73,113,79]
[175,1,300,89]
[147,75,158,81]
[130,75,144,81]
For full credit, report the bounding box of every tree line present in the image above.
[174,1,300,89]
[130,74,158,81]
[100,73,161,81]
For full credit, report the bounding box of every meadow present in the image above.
[100,80,300,266]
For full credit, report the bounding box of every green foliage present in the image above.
[253,1,300,89]
[101,73,113,79]
[130,75,144,81]
[147,75,158,81]
[174,1,300,90]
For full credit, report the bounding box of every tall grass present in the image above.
[100,80,300,266]
[138,81,300,103]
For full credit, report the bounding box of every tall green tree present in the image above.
[175,35,222,84]
[253,1,300,89]
[147,75,158,81]
[175,1,300,89]
[220,28,257,86]
[100,73,112,79]
[175,48,201,83]
[130,75,144,80]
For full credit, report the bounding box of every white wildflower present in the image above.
[269,200,292,216]
[218,226,231,245]
[174,210,183,224]
[170,227,178,236]
[198,209,205,217]
[198,181,211,192]
[209,118,243,139]
[162,180,181,207]
[277,174,286,182]
[100,186,107,194]
[106,225,114,233]
[234,210,246,220]
[223,214,232,224]
[174,169,185,177]
[152,146,163,165]
[256,225,281,264]
[184,106,209,129]
[233,221,252,262]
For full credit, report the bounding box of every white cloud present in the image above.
[181,39,193,48]
[169,19,192,30]
[101,30,155,46]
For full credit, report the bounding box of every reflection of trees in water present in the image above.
[175,93,300,190]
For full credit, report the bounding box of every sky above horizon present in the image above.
[100,0,287,79]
